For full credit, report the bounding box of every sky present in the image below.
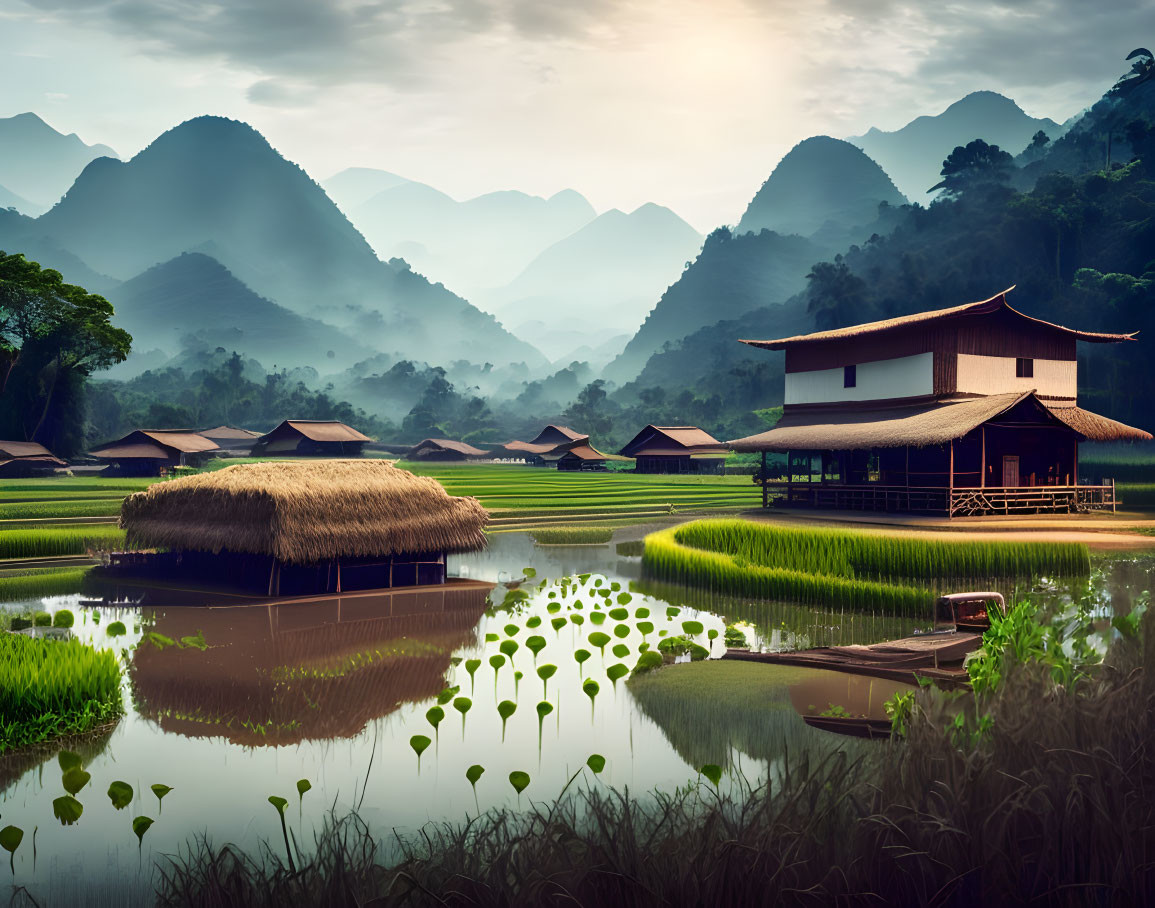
[1,0,1151,230]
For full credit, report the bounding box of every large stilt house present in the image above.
[729,290,1151,516]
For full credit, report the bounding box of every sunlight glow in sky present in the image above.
[1,0,1147,229]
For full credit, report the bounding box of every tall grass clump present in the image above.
[0,498,124,520]
[0,526,127,560]
[530,527,614,545]
[1118,483,1155,511]
[643,526,929,614]
[0,633,123,752]
[672,518,1090,579]
[0,568,90,603]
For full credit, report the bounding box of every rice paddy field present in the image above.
[0,522,1150,903]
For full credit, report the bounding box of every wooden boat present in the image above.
[802,715,893,739]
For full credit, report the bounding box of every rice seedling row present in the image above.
[0,499,126,521]
[0,568,92,603]
[0,632,124,752]
[0,526,128,560]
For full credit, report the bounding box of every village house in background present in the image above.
[196,425,262,455]
[251,420,372,457]
[107,460,489,596]
[619,425,729,474]
[730,290,1152,516]
[0,440,67,477]
[407,438,489,461]
[89,429,220,476]
[488,424,616,470]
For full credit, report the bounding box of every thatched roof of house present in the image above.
[543,443,610,463]
[728,391,1151,452]
[198,425,262,441]
[0,440,62,461]
[120,460,488,562]
[620,425,728,457]
[260,420,373,443]
[741,290,1138,351]
[91,430,220,459]
[529,425,586,446]
[408,438,488,458]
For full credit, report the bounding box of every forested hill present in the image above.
[27,115,546,372]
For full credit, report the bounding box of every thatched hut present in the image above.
[114,460,488,596]
[89,430,220,476]
[542,443,611,472]
[407,438,488,461]
[489,425,592,466]
[619,425,729,474]
[251,420,371,457]
[197,425,262,453]
[0,440,66,477]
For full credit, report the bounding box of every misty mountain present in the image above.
[603,227,819,383]
[108,253,370,373]
[0,112,118,208]
[0,182,43,217]
[736,136,906,237]
[348,181,597,295]
[323,166,410,212]
[483,203,703,359]
[28,116,546,371]
[0,207,117,293]
[849,91,1063,200]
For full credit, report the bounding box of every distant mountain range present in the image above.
[848,91,1063,200]
[342,176,598,294]
[482,203,704,361]
[1,116,545,373]
[0,112,118,211]
[736,136,907,237]
[323,167,411,212]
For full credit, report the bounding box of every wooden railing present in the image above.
[759,481,1117,517]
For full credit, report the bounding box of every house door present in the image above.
[1002,455,1020,487]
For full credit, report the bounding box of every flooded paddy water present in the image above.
[1,527,1152,901]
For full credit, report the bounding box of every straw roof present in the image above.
[0,440,59,459]
[620,425,728,457]
[91,430,219,459]
[543,443,609,462]
[727,391,1150,451]
[741,290,1138,351]
[408,438,488,458]
[198,425,262,441]
[120,460,488,562]
[491,440,558,455]
[262,420,373,443]
[529,425,586,445]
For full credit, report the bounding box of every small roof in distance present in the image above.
[198,425,262,440]
[741,289,1138,351]
[619,425,728,457]
[0,440,58,459]
[409,438,488,457]
[91,430,219,458]
[528,425,586,446]
[265,420,373,443]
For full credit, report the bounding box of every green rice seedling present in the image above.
[426,705,445,734]
[612,644,630,659]
[267,796,296,873]
[0,633,123,752]
[152,784,173,813]
[0,825,23,871]
[410,735,431,770]
[0,525,127,560]
[574,649,591,676]
[500,639,519,665]
[132,816,153,851]
[108,781,133,810]
[609,607,629,620]
[588,632,611,657]
[525,635,547,663]
[550,617,567,634]
[454,697,472,733]
[498,700,516,740]
[489,655,506,693]
[466,764,484,812]
[465,658,482,691]
[537,664,557,697]
[530,527,614,545]
[508,770,530,802]
[0,568,90,603]
[53,795,82,825]
[0,498,125,520]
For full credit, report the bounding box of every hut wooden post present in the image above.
[948,440,955,517]
[904,445,910,511]
[336,559,342,593]
[980,426,986,488]
[761,451,768,509]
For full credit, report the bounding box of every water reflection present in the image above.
[124,582,493,746]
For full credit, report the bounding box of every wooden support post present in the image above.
[787,450,793,508]
[948,440,955,518]
[761,451,768,509]
[336,559,342,593]
[980,426,986,489]
[267,557,276,596]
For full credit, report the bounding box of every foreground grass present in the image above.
[641,518,1090,613]
[0,632,124,753]
[155,606,1155,907]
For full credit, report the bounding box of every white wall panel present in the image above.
[956,354,1076,399]
[785,352,934,405]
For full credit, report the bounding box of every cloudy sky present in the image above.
[1,0,1148,229]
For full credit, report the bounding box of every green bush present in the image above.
[33,611,51,627]
[657,635,709,661]
[10,617,32,632]
[52,609,75,629]
[630,650,665,677]
[724,625,748,647]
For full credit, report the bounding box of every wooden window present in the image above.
[843,364,857,388]
[1016,357,1034,378]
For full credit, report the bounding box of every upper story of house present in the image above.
[741,290,1136,408]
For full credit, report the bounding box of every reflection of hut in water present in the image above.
[128,583,491,746]
[109,460,488,596]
